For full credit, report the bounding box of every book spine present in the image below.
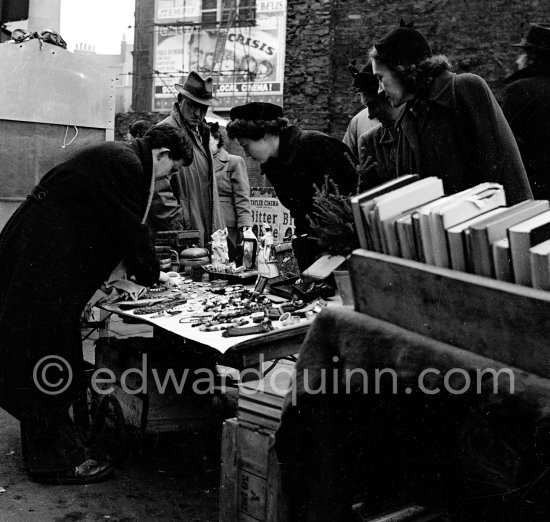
[494,239,513,283]
[412,213,425,263]
[352,200,369,250]
[470,229,493,278]
[447,229,467,272]
[530,252,550,291]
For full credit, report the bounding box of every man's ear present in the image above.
[155,147,171,160]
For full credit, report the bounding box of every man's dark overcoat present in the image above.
[396,70,533,205]
[502,68,550,201]
[260,125,358,269]
[0,139,159,419]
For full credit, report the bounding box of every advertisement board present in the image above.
[153,0,286,111]
[249,188,294,242]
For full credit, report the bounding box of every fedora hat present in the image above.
[175,71,219,106]
[512,23,550,53]
[348,60,379,99]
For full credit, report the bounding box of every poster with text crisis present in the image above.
[153,0,286,111]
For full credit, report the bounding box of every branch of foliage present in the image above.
[307,176,359,256]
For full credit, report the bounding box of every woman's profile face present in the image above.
[237,136,273,163]
[209,134,219,155]
[372,59,410,108]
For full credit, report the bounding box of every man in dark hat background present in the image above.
[159,71,224,246]
[349,62,403,190]
[342,61,380,159]
[370,21,532,205]
[502,23,550,201]
[226,102,358,270]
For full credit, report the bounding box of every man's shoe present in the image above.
[30,459,114,485]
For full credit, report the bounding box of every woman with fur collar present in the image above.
[370,22,532,205]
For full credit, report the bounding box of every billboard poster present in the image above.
[153,0,286,111]
[249,188,295,242]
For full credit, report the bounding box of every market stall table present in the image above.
[100,292,343,374]
[91,282,344,437]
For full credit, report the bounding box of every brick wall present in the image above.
[284,0,550,138]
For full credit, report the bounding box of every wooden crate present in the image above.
[349,249,550,378]
[220,418,288,522]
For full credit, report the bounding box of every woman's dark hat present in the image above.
[374,20,432,65]
[230,102,284,121]
[512,23,550,53]
[175,71,219,106]
[348,60,379,97]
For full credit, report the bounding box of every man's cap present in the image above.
[175,71,219,107]
[229,102,284,121]
[512,23,550,53]
[348,60,379,98]
[374,20,432,65]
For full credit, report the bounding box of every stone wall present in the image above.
[283,0,335,132]
[284,0,550,139]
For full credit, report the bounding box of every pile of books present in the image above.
[351,175,550,289]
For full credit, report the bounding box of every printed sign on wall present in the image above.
[153,0,286,111]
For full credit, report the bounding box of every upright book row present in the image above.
[351,175,550,289]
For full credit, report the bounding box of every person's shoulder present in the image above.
[227,152,246,168]
[503,73,550,96]
[300,128,344,146]
[359,123,383,142]
[454,71,489,90]
[349,108,369,124]
[81,140,133,158]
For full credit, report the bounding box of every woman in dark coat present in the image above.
[370,23,533,205]
[0,124,192,483]
[226,102,358,270]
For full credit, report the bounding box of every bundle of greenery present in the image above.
[307,176,359,256]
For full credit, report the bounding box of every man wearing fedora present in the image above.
[348,61,402,190]
[502,23,550,201]
[342,60,380,160]
[160,71,224,247]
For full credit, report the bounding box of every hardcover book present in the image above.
[493,238,513,283]
[530,239,550,291]
[351,174,419,249]
[469,200,549,278]
[372,177,444,255]
[430,184,506,268]
[508,210,550,286]
[446,208,508,272]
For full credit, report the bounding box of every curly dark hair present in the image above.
[209,122,224,149]
[370,48,451,97]
[143,124,191,161]
[226,117,289,140]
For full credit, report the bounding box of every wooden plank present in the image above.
[350,249,550,378]
[237,424,272,477]
[220,418,238,522]
[238,471,267,521]
[266,440,289,522]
